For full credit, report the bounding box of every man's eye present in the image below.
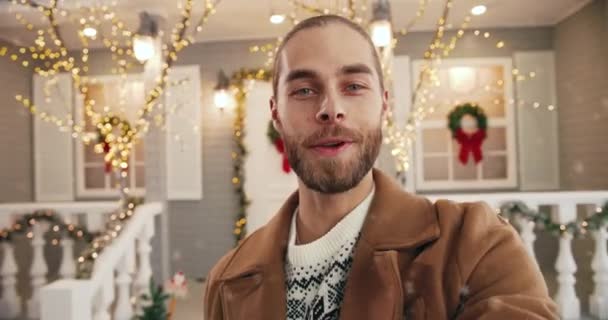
[345,83,364,92]
[294,88,315,96]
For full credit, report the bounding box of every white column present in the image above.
[113,250,134,320]
[0,242,21,318]
[590,226,608,318]
[134,218,154,299]
[59,237,76,279]
[515,216,537,263]
[27,222,49,319]
[554,232,580,319]
[93,274,114,320]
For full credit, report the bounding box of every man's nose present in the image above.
[315,92,345,124]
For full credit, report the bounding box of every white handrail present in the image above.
[0,202,118,215]
[0,201,122,319]
[39,201,164,320]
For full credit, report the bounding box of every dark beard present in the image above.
[283,125,382,194]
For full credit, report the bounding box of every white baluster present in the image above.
[134,218,154,300]
[114,250,134,320]
[590,226,608,318]
[515,216,537,263]
[554,232,580,319]
[59,237,76,279]
[27,222,49,319]
[0,242,21,318]
[93,273,115,320]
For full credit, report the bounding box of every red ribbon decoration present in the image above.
[102,142,112,173]
[273,138,291,173]
[455,128,486,165]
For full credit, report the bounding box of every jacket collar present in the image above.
[218,168,440,281]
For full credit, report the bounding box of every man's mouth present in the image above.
[309,138,354,156]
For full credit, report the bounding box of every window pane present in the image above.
[424,65,506,120]
[110,171,132,190]
[85,167,106,189]
[135,165,145,188]
[483,155,508,179]
[134,141,144,162]
[422,128,449,153]
[84,144,104,163]
[483,127,507,152]
[452,156,478,180]
[423,156,449,180]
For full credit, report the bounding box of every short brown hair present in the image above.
[272,15,384,98]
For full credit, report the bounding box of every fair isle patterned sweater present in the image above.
[285,188,375,320]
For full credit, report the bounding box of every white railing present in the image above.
[0,201,119,319]
[40,201,163,320]
[427,190,608,320]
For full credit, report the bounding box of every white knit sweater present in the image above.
[285,187,374,320]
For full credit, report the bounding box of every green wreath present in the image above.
[447,103,488,137]
[448,103,488,165]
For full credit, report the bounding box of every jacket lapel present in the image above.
[217,191,299,320]
[340,169,441,320]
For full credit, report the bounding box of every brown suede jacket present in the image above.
[204,169,558,319]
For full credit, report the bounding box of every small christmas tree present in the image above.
[134,278,170,320]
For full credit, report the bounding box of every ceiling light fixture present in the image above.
[270,14,285,24]
[471,5,487,16]
[83,26,97,38]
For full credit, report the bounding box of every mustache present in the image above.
[301,126,364,147]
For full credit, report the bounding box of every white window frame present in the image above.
[412,57,518,191]
[74,73,146,199]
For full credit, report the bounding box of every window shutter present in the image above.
[33,73,75,201]
[164,66,203,200]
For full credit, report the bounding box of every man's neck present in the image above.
[295,171,374,245]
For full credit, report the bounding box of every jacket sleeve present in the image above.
[203,250,235,320]
[455,202,559,320]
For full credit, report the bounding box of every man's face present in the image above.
[270,23,388,194]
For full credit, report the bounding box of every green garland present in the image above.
[500,201,608,237]
[447,103,487,137]
[0,209,98,243]
[230,68,273,244]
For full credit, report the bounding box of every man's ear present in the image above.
[269,96,283,134]
[381,90,389,117]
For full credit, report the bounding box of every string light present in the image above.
[6,0,221,150]
[228,69,272,243]
[0,209,97,243]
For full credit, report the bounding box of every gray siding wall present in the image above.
[554,0,608,190]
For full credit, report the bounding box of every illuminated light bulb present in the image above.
[133,35,155,62]
[83,26,97,38]
[370,20,392,47]
[471,5,487,16]
[369,0,393,48]
[213,89,234,110]
[270,14,285,24]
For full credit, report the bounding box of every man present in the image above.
[204,15,557,320]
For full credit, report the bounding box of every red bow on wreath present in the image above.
[267,121,291,173]
[102,141,112,173]
[272,138,291,173]
[454,128,486,164]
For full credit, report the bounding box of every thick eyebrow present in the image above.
[285,69,320,83]
[339,63,373,76]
